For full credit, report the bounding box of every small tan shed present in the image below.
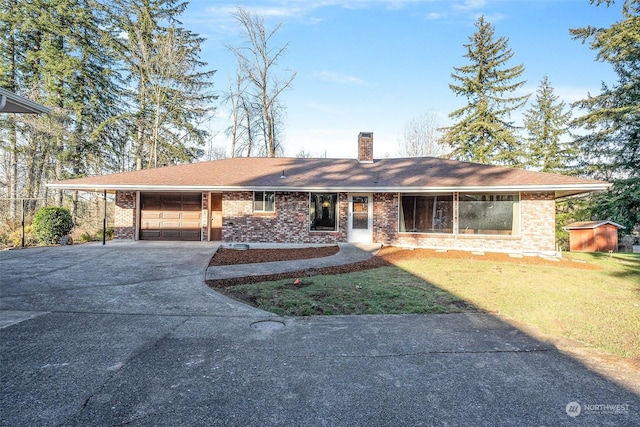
[564,221,625,252]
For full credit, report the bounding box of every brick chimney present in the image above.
[357,132,373,163]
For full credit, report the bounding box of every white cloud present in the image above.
[425,12,445,20]
[519,83,600,105]
[553,86,599,104]
[204,1,446,20]
[314,71,365,85]
[303,101,346,115]
[473,12,507,23]
[452,0,487,12]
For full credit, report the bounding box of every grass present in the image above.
[224,251,640,358]
[227,267,478,316]
[392,253,639,358]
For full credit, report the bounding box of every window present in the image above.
[254,191,275,212]
[310,193,338,231]
[399,194,453,233]
[458,193,519,235]
[351,196,369,230]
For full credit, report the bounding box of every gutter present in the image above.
[0,88,51,114]
[46,182,612,196]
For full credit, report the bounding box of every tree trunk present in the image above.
[9,121,18,219]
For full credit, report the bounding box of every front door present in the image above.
[348,193,373,243]
[209,193,222,241]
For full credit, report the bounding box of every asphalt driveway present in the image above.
[1,241,638,426]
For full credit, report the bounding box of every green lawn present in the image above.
[226,267,478,317]
[222,252,640,358]
[392,252,639,358]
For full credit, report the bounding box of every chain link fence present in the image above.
[0,192,114,249]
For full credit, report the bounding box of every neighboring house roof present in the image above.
[49,157,610,198]
[564,220,625,230]
[0,88,51,114]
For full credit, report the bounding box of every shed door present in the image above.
[140,193,202,241]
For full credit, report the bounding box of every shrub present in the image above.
[32,206,74,244]
[76,231,93,243]
[7,225,37,248]
[95,226,114,241]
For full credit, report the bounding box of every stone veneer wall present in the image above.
[222,191,348,244]
[519,192,556,252]
[114,191,136,239]
[372,192,557,253]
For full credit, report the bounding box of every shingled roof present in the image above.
[49,156,610,198]
[563,220,625,230]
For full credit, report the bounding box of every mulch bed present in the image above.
[207,255,390,288]
[206,245,601,289]
[208,245,340,266]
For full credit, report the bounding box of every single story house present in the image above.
[564,220,625,252]
[49,132,610,254]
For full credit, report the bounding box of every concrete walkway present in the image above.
[205,242,381,281]
[1,241,639,426]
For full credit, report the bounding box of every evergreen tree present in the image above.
[444,16,529,167]
[570,0,639,180]
[110,0,216,170]
[0,0,119,210]
[569,0,639,235]
[523,75,574,173]
[0,0,20,217]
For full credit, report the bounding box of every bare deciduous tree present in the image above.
[229,7,296,158]
[399,111,445,157]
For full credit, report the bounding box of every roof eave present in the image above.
[47,182,612,196]
[0,88,51,114]
[563,220,626,230]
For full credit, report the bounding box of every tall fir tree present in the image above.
[523,75,574,174]
[569,0,639,234]
[110,0,216,170]
[0,0,21,217]
[0,0,121,211]
[570,0,639,180]
[443,16,529,167]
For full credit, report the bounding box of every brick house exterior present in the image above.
[111,190,557,253]
[114,191,136,240]
[53,133,610,254]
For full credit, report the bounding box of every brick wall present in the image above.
[114,189,557,252]
[114,191,136,239]
[372,193,397,244]
[372,192,557,253]
[222,191,347,244]
[358,132,373,162]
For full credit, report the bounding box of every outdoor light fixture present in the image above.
[280,170,286,178]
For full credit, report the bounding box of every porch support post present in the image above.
[103,190,107,245]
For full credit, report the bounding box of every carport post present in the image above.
[21,198,25,248]
[102,190,106,245]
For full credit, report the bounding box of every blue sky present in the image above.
[182,0,621,159]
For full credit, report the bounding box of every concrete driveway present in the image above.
[1,242,638,426]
